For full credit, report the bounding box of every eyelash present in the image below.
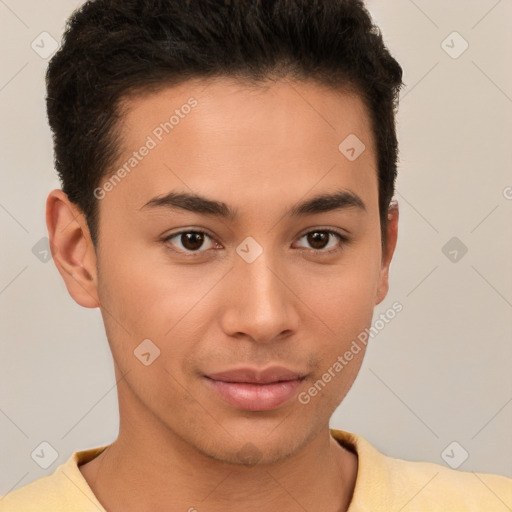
[161,228,349,257]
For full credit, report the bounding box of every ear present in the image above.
[46,189,99,308]
[375,200,399,305]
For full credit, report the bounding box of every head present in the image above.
[46,0,403,465]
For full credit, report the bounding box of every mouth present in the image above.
[204,366,307,411]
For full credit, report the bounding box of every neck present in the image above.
[79,388,358,512]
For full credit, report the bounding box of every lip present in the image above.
[205,366,307,411]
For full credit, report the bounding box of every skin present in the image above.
[46,77,398,512]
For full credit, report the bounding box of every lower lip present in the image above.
[205,377,303,411]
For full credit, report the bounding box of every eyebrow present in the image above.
[139,188,366,219]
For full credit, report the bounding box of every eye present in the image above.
[163,230,219,254]
[294,229,348,253]
[162,228,348,256]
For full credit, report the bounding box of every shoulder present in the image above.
[331,428,512,511]
[0,446,108,512]
[384,450,512,510]
[1,471,66,512]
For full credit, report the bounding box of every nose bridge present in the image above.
[221,244,298,343]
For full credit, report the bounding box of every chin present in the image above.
[189,422,316,467]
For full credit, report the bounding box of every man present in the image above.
[1,0,510,510]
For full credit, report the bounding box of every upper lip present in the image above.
[206,366,307,384]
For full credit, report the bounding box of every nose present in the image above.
[219,249,300,344]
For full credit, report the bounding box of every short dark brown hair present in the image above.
[46,0,403,247]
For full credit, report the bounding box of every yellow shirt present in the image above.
[1,429,511,511]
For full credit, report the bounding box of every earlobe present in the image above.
[46,189,99,308]
[375,200,399,305]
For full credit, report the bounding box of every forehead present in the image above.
[118,77,373,150]
[104,77,378,218]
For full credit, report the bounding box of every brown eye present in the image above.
[294,230,347,253]
[307,231,330,250]
[163,230,216,254]
[180,232,205,251]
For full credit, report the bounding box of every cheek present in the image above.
[95,254,199,407]
[296,241,381,387]
[304,254,381,337]
[97,239,188,332]
[311,286,373,380]
[95,242,220,370]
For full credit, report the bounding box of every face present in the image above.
[48,77,398,466]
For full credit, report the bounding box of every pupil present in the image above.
[308,231,328,249]
[183,232,204,250]
[179,232,330,251]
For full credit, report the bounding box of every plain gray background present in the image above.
[1,0,511,496]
